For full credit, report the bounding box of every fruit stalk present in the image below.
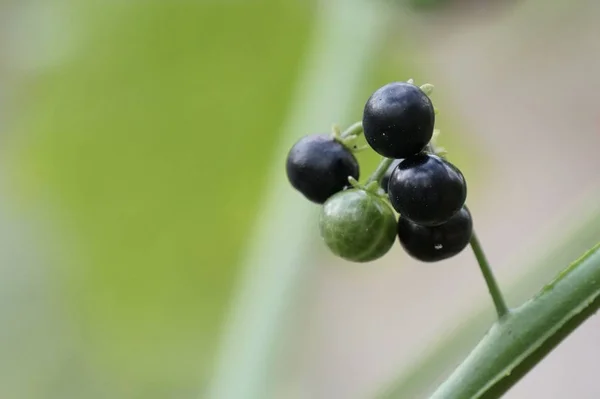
[365,157,395,185]
[340,121,364,138]
[470,231,509,318]
[426,143,509,318]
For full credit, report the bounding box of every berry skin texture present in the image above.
[286,134,359,204]
[319,189,397,263]
[388,154,467,226]
[397,206,473,262]
[362,82,435,158]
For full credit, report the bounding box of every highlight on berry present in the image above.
[285,79,471,263]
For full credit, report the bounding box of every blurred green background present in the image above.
[7,2,317,396]
[1,0,599,398]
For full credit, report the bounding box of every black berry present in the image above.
[362,82,435,158]
[388,154,467,226]
[320,189,397,262]
[397,206,473,262]
[380,159,402,194]
[286,134,359,204]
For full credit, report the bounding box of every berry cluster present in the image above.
[286,80,473,263]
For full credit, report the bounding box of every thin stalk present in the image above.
[427,142,508,318]
[470,231,509,318]
[366,157,394,185]
[340,121,363,138]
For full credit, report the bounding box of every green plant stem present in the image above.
[429,243,600,399]
[470,232,509,318]
[341,121,363,138]
[376,192,600,399]
[366,157,394,185]
[427,142,509,318]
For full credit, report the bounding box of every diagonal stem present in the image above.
[206,2,389,399]
[365,157,394,185]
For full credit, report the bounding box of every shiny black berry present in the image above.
[380,159,402,194]
[388,154,467,226]
[397,206,473,262]
[362,82,435,158]
[320,189,397,263]
[286,134,359,204]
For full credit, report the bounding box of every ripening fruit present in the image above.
[397,206,473,262]
[388,153,467,226]
[319,189,397,262]
[286,134,359,204]
[362,82,435,158]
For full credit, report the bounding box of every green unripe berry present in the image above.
[319,188,397,262]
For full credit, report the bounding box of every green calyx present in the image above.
[319,188,397,263]
[331,122,369,153]
[348,176,385,198]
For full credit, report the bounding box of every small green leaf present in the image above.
[430,242,600,399]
